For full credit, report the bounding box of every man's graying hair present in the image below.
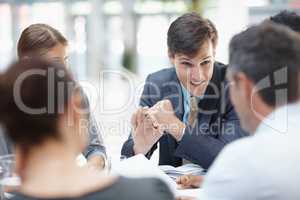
[229,22,300,107]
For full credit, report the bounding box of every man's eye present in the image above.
[182,62,192,66]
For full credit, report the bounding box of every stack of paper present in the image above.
[159,163,206,180]
[111,154,177,193]
[112,154,203,198]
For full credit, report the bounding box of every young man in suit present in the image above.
[121,12,248,169]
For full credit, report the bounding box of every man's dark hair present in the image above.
[229,22,300,107]
[270,10,300,33]
[167,12,218,57]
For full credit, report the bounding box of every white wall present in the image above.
[205,0,249,64]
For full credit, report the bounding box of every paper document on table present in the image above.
[112,154,177,193]
[112,154,202,198]
[159,163,206,180]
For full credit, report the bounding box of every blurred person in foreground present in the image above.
[0,58,174,200]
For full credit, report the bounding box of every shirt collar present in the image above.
[180,84,204,103]
[256,102,300,136]
[181,84,190,104]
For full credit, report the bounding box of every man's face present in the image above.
[170,40,215,97]
[227,69,253,133]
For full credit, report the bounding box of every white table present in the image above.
[176,188,201,199]
[77,154,201,198]
[111,154,201,199]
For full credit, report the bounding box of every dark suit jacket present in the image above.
[121,62,248,169]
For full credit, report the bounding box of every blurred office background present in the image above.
[0,0,299,159]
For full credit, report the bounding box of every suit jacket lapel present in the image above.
[197,63,222,132]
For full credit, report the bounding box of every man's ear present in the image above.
[168,50,175,65]
[236,72,254,103]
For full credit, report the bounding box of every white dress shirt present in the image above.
[199,102,300,200]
